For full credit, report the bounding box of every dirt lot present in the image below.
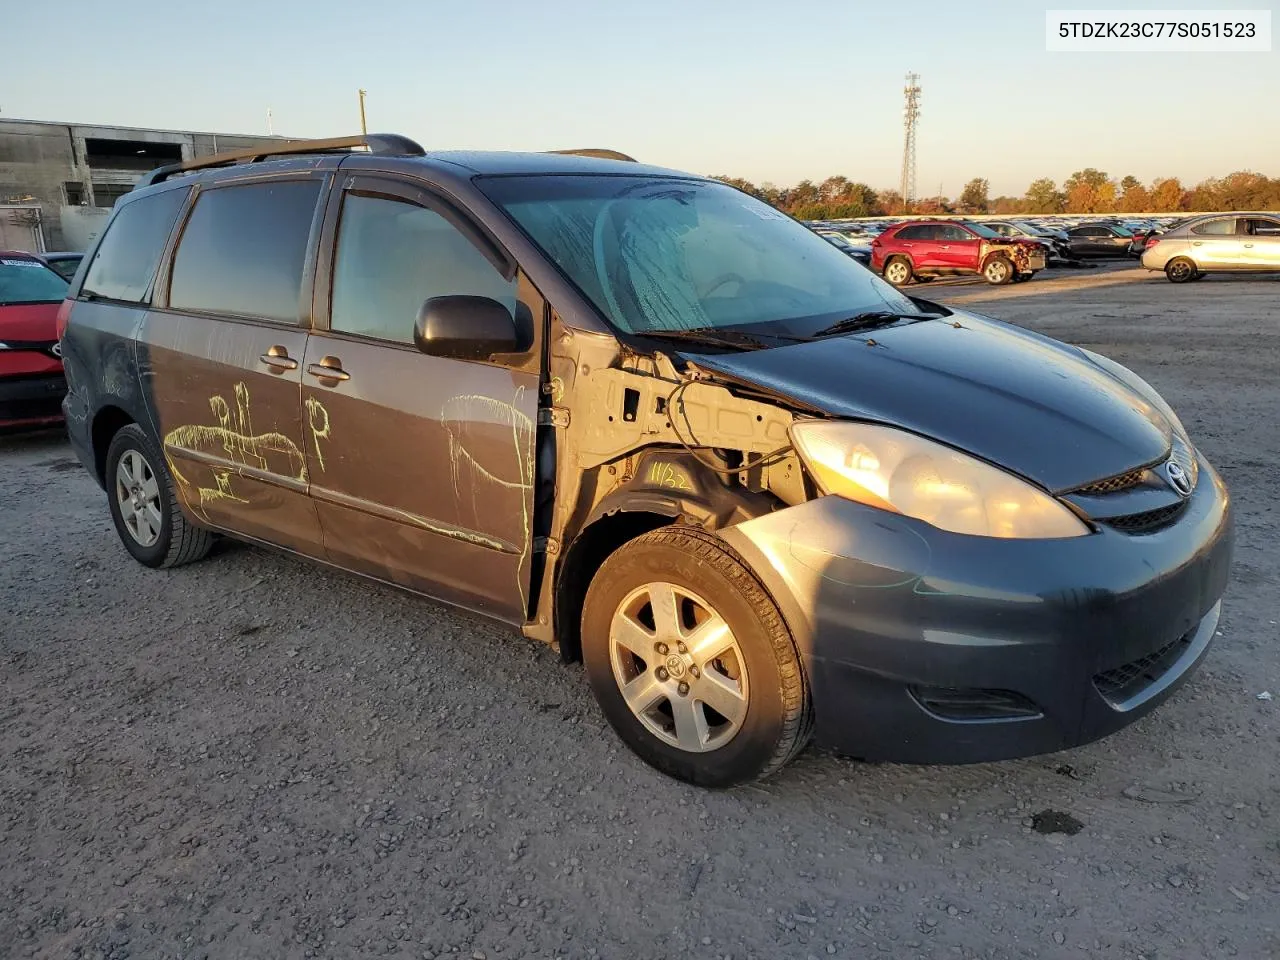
[2,264,1277,960]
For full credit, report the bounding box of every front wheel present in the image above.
[581,526,812,787]
[983,256,1014,285]
[1165,257,1197,283]
[105,424,215,568]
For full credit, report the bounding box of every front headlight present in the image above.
[790,421,1090,539]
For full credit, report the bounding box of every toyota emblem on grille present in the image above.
[1165,460,1192,496]
[49,342,62,358]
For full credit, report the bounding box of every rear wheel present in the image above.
[882,257,914,285]
[105,424,215,568]
[983,256,1014,285]
[1165,257,1197,283]
[581,526,812,786]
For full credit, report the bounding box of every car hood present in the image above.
[692,313,1173,493]
[0,301,60,341]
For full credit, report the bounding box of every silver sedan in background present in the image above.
[1143,212,1280,282]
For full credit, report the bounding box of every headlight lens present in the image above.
[790,421,1090,539]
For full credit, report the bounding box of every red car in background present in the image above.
[0,251,69,431]
[871,220,1047,285]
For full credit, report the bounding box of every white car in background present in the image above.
[1141,212,1280,282]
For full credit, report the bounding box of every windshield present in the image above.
[963,222,1002,239]
[479,176,917,336]
[0,257,69,306]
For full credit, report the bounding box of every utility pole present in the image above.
[358,89,368,136]
[267,108,274,136]
[899,73,921,210]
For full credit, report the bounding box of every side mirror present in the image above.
[414,296,520,361]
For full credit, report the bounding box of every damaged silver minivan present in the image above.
[62,136,1231,786]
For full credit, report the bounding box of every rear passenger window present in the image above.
[81,187,189,303]
[169,180,321,323]
[895,225,933,240]
[1191,219,1235,236]
[330,193,516,345]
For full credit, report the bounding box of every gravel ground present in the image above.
[2,264,1277,960]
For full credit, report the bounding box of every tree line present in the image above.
[713,169,1280,219]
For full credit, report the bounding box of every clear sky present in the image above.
[4,0,1276,196]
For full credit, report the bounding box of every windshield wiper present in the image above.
[637,327,782,351]
[811,311,942,338]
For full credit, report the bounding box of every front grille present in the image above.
[1102,501,1187,534]
[1094,629,1194,705]
[1074,468,1146,496]
[912,686,1043,721]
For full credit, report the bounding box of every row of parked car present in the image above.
[813,211,1279,285]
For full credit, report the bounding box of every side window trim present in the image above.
[156,172,331,328]
[312,173,515,335]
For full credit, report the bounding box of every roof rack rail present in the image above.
[140,133,427,186]
[546,148,637,162]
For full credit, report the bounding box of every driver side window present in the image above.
[330,193,517,345]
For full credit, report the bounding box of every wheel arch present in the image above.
[553,450,785,661]
[91,405,136,487]
[555,509,677,663]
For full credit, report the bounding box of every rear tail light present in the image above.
[55,298,73,340]
[1145,237,1160,249]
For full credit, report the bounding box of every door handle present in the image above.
[259,345,298,371]
[1243,242,1254,248]
[307,357,350,382]
[1192,241,1202,246]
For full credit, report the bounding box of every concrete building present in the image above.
[0,118,292,252]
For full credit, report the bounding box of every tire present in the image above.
[983,256,1014,285]
[912,275,935,283]
[1012,271,1035,283]
[105,423,215,569]
[882,257,914,285]
[1165,257,1197,283]
[581,525,812,787]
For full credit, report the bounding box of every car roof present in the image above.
[419,150,693,179]
[0,250,42,260]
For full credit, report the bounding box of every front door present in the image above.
[141,176,328,555]
[1239,217,1280,268]
[301,174,540,623]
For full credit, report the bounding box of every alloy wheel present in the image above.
[115,449,163,547]
[608,581,750,753]
[885,261,910,284]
